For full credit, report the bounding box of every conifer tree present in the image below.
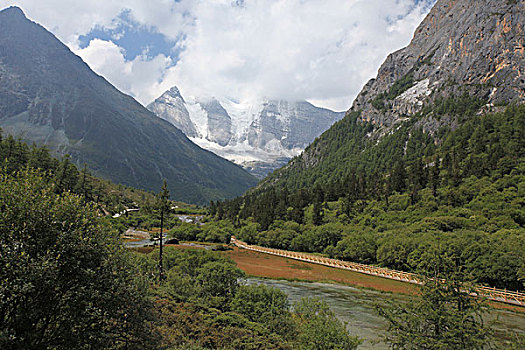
[378,256,494,349]
[156,179,171,282]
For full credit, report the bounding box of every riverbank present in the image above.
[224,247,415,294]
[223,247,525,313]
[131,244,524,313]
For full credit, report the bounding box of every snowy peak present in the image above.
[248,100,343,151]
[199,99,233,147]
[167,86,184,101]
[147,87,198,137]
[148,88,344,177]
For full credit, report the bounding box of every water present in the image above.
[248,278,525,349]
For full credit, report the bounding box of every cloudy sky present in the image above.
[1,0,436,111]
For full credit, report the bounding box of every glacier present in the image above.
[148,87,344,178]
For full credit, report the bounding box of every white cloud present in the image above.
[167,0,434,111]
[73,39,172,104]
[1,0,435,111]
[2,0,195,43]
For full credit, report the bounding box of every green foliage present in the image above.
[215,105,525,291]
[231,284,295,337]
[378,258,494,349]
[293,298,362,350]
[0,130,157,214]
[371,74,416,112]
[132,248,360,349]
[419,93,486,120]
[170,222,203,241]
[335,230,377,264]
[0,168,156,349]
[195,261,245,309]
[0,132,358,349]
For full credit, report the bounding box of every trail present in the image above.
[231,237,525,307]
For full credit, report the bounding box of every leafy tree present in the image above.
[293,298,361,350]
[0,168,156,349]
[196,261,245,309]
[231,284,295,338]
[378,256,494,350]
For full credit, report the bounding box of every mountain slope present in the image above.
[259,0,525,191]
[0,7,257,204]
[352,0,525,128]
[148,88,344,178]
[211,0,525,293]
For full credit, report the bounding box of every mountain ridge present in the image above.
[351,0,525,129]
[148,87,344,177]
[257,0,525,191]
[0,6,257,204]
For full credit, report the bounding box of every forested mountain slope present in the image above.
[0,7,257,204]
[212,0,525,291]
[260,0,525,191]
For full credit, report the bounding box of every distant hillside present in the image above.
[0,7,257,204]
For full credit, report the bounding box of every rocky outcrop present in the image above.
[200,99,232,147]
[245,100,343,151]
[147,87,199,137]
[350,0,525,130]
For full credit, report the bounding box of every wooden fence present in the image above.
[231,237,525,307]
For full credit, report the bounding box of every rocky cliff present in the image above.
[256,0,525,191]
[200,99,233,147]
[146,86,199,138]
[351,0,525,130]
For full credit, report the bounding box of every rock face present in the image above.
[256,0,525,192]
[148,89,344,177]
[147,87,198,137]
[243,100,343,151]
[200,99,233,147]
[351,0,525,129]
[0,7,257,204]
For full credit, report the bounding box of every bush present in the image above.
[0,169,155,349]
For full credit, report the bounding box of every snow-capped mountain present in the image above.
[148,87,344,177]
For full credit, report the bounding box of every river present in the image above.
[248,278,525,349]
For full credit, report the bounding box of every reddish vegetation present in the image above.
[164,244,207,250]
[224,247,416,294]
[134,245,525,312]
[129,247,155,254]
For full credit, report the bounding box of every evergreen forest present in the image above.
[210,105,525,291]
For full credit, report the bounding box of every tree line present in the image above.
[210,105,525,290]
[0,129,156,213]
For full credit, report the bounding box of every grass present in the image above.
[223,247,416,294]
[133,244,525,312]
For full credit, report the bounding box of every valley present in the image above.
[1,0,524,349]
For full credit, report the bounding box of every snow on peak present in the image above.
[149,88,344,177]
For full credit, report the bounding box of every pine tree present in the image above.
[429,157,441,198]
[390,159,407,193]
[156,179,171,282]
[378,256,494,349]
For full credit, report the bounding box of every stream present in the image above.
[247,278,525,349]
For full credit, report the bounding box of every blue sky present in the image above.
[2,0,437,111]
[77,10,182,62]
